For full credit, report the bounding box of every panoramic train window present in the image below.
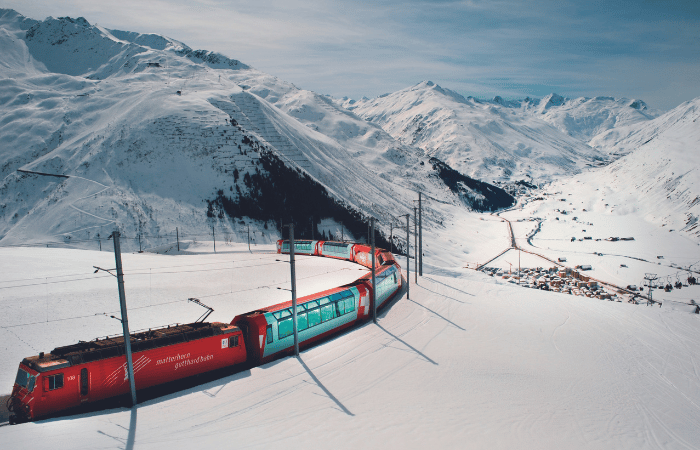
[278,317,293,339]
[321,303,335,322]
[47,373,64,391]
[270,289,358,340]
[266,325,273,344]
[297,312,309,331]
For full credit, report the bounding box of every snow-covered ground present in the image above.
[1,242,699,449]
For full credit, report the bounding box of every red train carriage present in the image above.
[276,239,320,256]
[318,241,356,261]
[231,283,371,366]
[8,322,246,423]
[357,262,402,311]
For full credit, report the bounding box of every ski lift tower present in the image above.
[644,273,658,304]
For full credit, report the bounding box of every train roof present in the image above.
[21,322,239,373]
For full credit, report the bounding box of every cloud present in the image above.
[5,0,700,109]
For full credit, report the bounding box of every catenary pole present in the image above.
[112,231,137,407]
[414,207,418,284]
[176,227,180,252]
[212,226,216,253]
[390,222,393,254]
[406,214,410,300]
[289,224,299,356]
[371,218,376,323]
[419,192,422,276]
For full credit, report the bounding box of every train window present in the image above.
[80,368,88,396]
[47,373,64,391]
[278,318,293,339]
[229,335,239,347]
[307,308,321,327]
[336,299,345,316]
[14,368,29,388]
[27,375,36,393]
[266,325,273,344]
[297,312,308,331]
[306,300,320,309]
[345,296,355,313]
[320,304,335,322]
[319,297,330,306]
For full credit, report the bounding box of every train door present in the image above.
[79,368,89,401]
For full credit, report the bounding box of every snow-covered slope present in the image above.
[1,245,699,449]
[2,10,506,252]
[516,93,660,142]
[582,97,700,240]
[345,81,609,184]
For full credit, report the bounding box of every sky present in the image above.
[4,0,700,110]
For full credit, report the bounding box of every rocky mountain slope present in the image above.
[342,81,612,184]
[0,10,514,251]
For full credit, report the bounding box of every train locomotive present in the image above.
[7,240,402,424]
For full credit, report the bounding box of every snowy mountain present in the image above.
[343,81,610,184]
[0,10,514,251]
[582,97,700,240]
[516,93,660,142]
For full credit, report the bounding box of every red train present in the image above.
[8,240,402,424]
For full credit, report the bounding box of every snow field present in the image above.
[1,254,699,449]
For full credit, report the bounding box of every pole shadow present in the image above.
[376,323,438,365]
[96,406,137,449]
[406,298,466,331]
[297,356,354,416]
[417,285,467,304]
[423,276,476,297]
[126,406,137,450]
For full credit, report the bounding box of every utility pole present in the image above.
[518,249,521,285]
[311,216,314,240]
[112,231,137,407]
[419,192,422,276]
[390,222,393,254]
[247,225,251,252]
[176,227,179,252]
[405,214,410,300]
[288,224,299,356]
[138,234,142,252]
[414,207,418,284]
[371,218,377,323]
[341,222,344,242]
[212,226,216,253]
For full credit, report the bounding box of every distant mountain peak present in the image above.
[629,99,647,110]
[542,93,566,110]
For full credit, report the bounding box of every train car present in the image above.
[8,322,245,423]
[231,283,371,366]
[276,239,320,256]
[9,240,404,423]
[358,262,402,311]
[318,241,356,261]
